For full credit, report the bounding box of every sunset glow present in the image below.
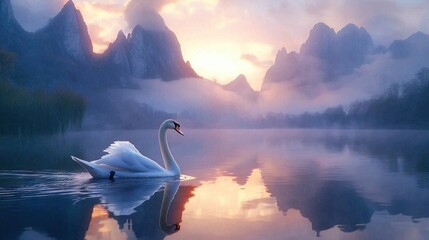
[11,0,429,91]
[75,1,126,53]
[85,204,135,239]
[182,169,278,219]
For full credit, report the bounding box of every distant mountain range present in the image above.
[2,0,429,129]
[0,0,198,90]
[263,23,374,90]
[262,22,429,92]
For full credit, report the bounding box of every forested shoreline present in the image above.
[257,68,429,129]
[0,49,86,135]
[3,44,429,133]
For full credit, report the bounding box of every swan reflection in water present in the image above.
[83,178,194,239]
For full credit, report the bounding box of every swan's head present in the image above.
[164,119,184,136]
[162,223,181,235]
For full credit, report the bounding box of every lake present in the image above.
[1,129,429,240]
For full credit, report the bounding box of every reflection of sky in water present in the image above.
[1,129,429,239]
[86,204,134,240]
[183,169,277,220]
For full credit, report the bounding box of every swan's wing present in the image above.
[94,141,165,172]
[104,141,141,155]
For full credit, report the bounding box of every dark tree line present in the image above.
[0,49,86,135]
[0,82,86,135]
[257,68,429,129]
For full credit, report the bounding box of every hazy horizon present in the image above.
[10,0,429,90]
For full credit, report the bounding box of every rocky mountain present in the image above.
[0,0,96,88]
[0,0,198,90]
[104,31,131,73]
[223,74,257,100]
[300,22,374,76]
[263,22,374,90]
[388,31,429,59]
[102,25,198,81]
[36,0,93,63]
[299,22,337,60]
[263,48,300,85]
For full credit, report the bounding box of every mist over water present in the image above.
[3,2,429,239]
[1,129,429,239]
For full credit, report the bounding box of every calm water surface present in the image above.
[1,129,429,239]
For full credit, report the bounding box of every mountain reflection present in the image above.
[182,169,277,220]
[177,167,375,238]
[0,174,195,240]
[255,130,429,236]
[174,129,429,237]
[2,129,429,239]
[265,179,373,236]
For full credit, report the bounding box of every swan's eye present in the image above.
[174,122,180,128]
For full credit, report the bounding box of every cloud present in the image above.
[86,23,111,50]
[108,78,256,128]
[11,0,429,102]
[87,3,124,13]
[258,43,429,114]
[75,1,128,53]
[159,0,429,89]
[124,0,178,31]
[213,0,429,52]
[240,54,272,69]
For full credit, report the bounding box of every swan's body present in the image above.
[72,119,184,178]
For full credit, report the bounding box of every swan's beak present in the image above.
[175,126,184,136]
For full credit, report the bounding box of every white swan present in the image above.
[71,119,184,178]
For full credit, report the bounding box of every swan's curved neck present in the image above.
[159,181,180,234]
[159,125,180,175]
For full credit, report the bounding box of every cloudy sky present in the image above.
[10,0,429,90]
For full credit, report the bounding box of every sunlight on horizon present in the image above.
[12,0,429,93]
[174,168,332,239]
[71,0,270,90]
[181,169,278,219]
[85,204,135,240]
[75,1,127,54]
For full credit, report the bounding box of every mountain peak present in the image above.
[0,0,24,33]
[223,74,257,100]
[263,22,375,89]
[58,0,79,18]
[274,47,289,64]
[120,23,198,80]
[407,31,429,42]
[313,22,332,31]
[300,22,373,67]
[58,0,79,20]
[223,74,256,95]
[64,0,76,9]
[388,31,429,59]
[116,30,127,43]
[337,23,372,42]
[339,23,359,32]
[300,22,336,58]
[232,74,248,85]
[39,0,93,62]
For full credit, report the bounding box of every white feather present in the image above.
[103,141,141,155]
[95,144,165,172]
